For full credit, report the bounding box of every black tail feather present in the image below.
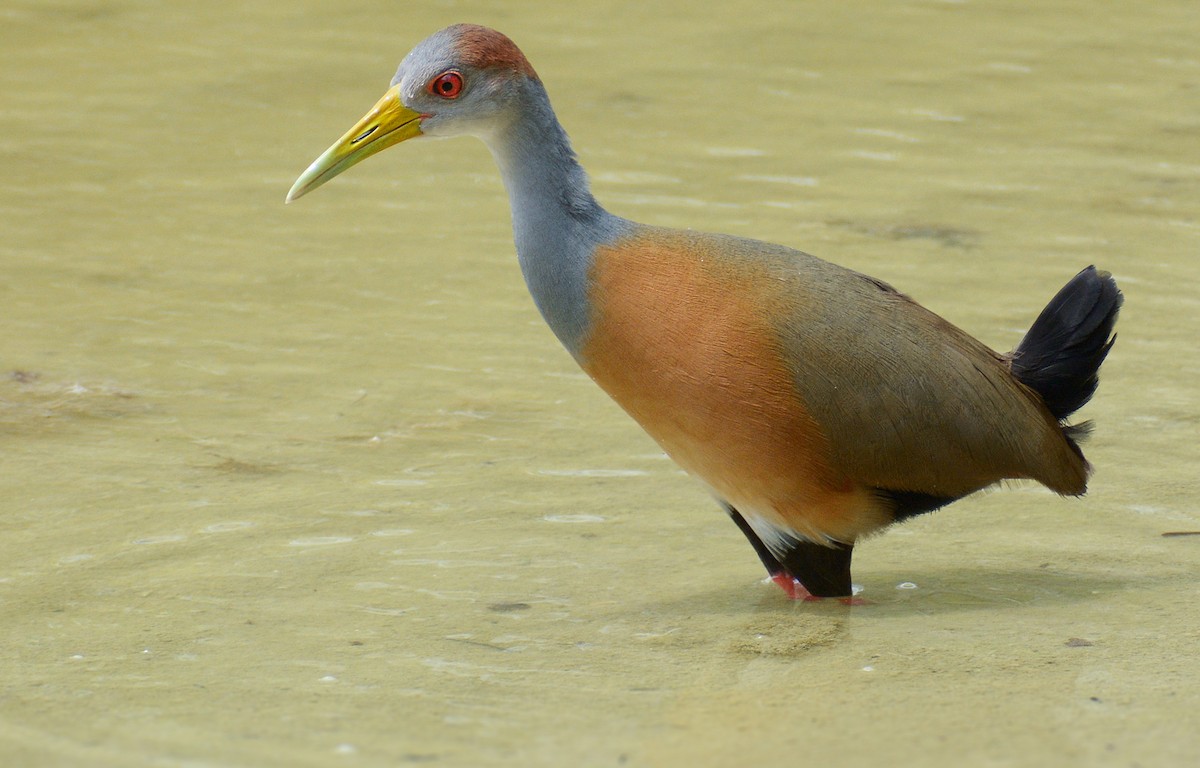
[1010,266,1123,421]
[880,267,1120,523]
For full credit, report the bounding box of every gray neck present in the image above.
[483,81,631,359]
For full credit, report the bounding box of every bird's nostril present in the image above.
[352,126,378,144]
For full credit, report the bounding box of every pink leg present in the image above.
[771,573,820,601]
[771,573,865,605]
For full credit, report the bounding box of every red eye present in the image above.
[429,71,464,99]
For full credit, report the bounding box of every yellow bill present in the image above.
[286,85,424,203]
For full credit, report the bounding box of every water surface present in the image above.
[2,1,1197,766]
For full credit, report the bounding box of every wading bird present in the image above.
[288,24,1122,599]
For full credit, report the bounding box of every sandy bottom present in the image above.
[2,0,1198,765]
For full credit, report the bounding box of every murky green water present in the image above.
[2,1,1197,766]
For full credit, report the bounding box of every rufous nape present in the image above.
[287,24,1122,600]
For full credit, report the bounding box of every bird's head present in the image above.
[286,24,538,203]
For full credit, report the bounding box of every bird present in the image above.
[286,24,1122,600]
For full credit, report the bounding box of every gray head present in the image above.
[392,24,540,142]
[286,24,542,201]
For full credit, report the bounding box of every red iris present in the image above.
[429,71,464,99]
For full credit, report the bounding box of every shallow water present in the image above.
[2,1,1198,766]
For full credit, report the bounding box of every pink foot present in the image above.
[770,573,821,602]
[770,573,866,605]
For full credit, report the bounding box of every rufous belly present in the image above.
[579,232,890,544]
